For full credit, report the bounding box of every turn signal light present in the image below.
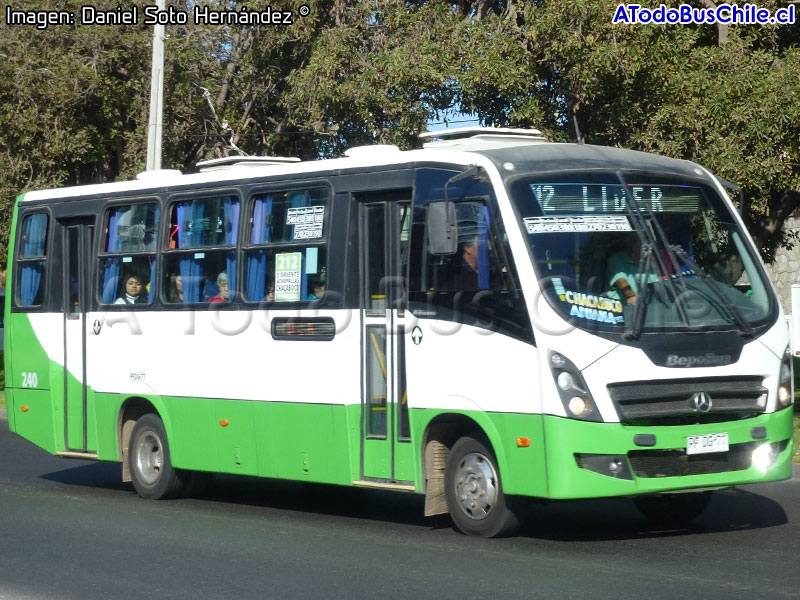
[20,406,29,413]
[516,437,531,448]
[219,419,230,427]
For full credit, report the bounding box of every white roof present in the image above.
[21,128,550,202]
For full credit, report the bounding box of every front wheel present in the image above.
[633,491,712,527]
[128,413,188,500]
[444,436,522,537]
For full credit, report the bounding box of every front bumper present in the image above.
[539,407,793,499]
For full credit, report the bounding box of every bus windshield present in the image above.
[508,172,773,334]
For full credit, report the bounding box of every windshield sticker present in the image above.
[524,215,632,234]
[561,291,625,324]
[569,304,625,324]
[287,206,325,240]
[275,251,302,302]
[552,277,567,300]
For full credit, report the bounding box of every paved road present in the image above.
[0,409,798,599]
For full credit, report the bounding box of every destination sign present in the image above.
[530,184,704,215]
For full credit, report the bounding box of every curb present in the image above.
[0,408,6,421]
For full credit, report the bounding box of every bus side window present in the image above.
[162,195,239,304]
[98,203,159,305]
[410,168,511,294]
[425,201,509,293]
[16,212,49,307]
[243,188,329,304]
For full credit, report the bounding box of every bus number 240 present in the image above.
[21,372,38,388]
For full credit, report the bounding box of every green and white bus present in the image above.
[5,128,793,536]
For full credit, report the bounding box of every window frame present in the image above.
[96,197,162,308]
[160,189,243,307]
[406,167,533,344]
[13,209,53,311]
[241,183,332,307]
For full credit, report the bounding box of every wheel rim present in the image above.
[454,452,499,520]
[135,429,164,486]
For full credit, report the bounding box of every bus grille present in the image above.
[627,440,787,478]
[607,377,766,423]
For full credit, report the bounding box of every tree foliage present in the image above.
[0,0,798,264]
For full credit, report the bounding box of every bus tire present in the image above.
[444,436,521,537]
[633,491,711,527]
[128,413,187,500]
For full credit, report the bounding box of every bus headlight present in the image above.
[549,351,601,422]
[568,396,593,417]
[777,346,793,408]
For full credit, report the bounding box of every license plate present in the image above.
[687,433,729,455]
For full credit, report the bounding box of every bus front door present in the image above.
[359,199,414,486]
[59,218,96,454]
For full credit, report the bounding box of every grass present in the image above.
[794,409,800,464]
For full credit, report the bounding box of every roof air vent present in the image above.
[344,145,401,158]
[136,169,182,181]
[196,156,301,172]
[419,127,547,149]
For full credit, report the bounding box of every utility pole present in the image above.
[145,0,166,171]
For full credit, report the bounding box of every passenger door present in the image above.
[358,196,415,485]
[59,217,96,454]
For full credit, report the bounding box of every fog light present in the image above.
[568,396,591,417]
[575,453,633,480]
[752,443,776,473]
[557,372,575,391]
[778,385,791,407]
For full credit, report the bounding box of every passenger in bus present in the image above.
[115,272,149,304]
[446,234,481,290]
[444,203,492,291]
[264,280,275,302]
[208,272,229,303]
[167,274,183,303]
[307,277,325,300]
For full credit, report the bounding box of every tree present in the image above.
[0,0,153,256]
[451,0,800,259]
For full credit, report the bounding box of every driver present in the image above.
[606,234,658,305]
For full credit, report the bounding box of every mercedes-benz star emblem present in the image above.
[690,391,712,413]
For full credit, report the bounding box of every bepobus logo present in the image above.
[665,353,732,367]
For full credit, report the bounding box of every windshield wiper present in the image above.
[616,171,690,338]
[617,174,753,336]
[667,245,754,337]
[628,244,654,338]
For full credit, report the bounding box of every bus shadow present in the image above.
[201,473,439,528]
[40,463,788,540]
[518,488,788,541]
[40,461,129,492]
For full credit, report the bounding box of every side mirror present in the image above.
[427,201,457,255]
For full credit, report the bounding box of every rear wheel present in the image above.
[128,413,188,500]
[444,436,521,537]
[633,492,712,527]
